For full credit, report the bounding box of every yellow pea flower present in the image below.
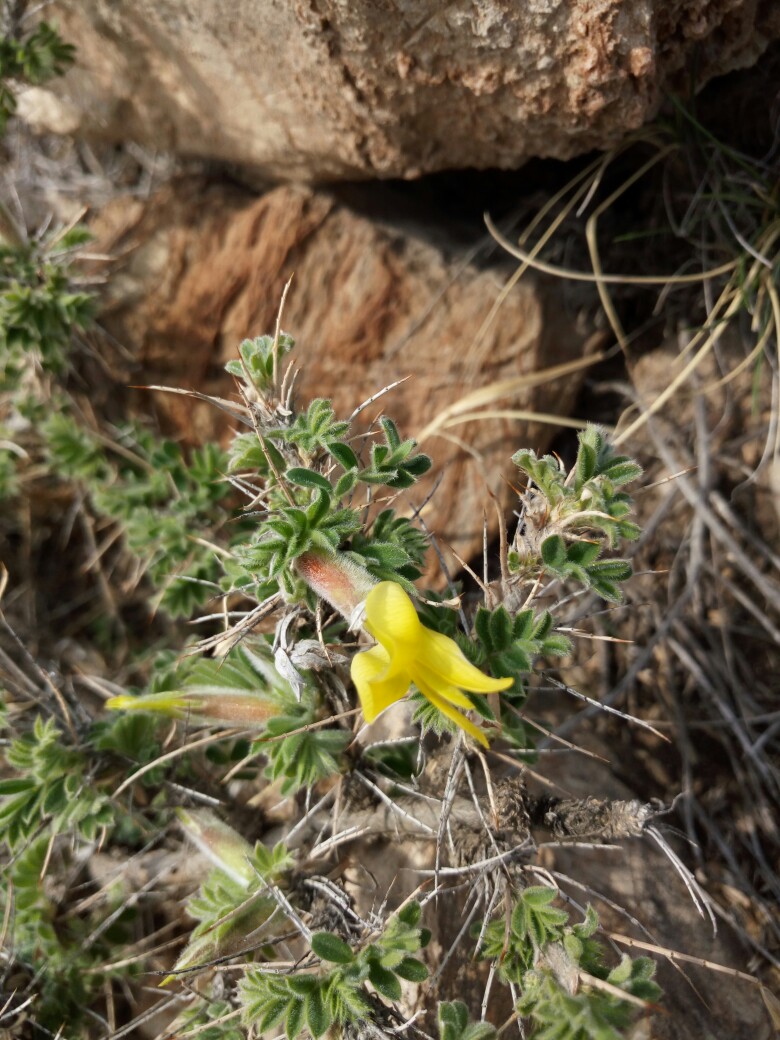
[351,581,512,747]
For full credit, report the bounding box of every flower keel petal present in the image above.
[351,645,411,723]
[417,682,489,748]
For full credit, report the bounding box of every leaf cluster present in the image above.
[258,691,351,795]
[235,488,361,588]
[0,228,94,379]
[513,427,641,541]
[438,1001,497,1040]
[348,507,430,588]
[172,838,293,977]
[1,838,114,1031]
[474,605,572,686]
[273,397,351,464]
[92,710,163,769]
[240,901,430,1038]
[0,20,75,134]
[346,415,432,491]
[232,410,431,594]
[478,886,570,983]
[0,716,114,850]
[517,955,660,1040]
[225,333,296,391]
[478,890,660,1039]
[43,414,244,616]
[510,425,641,601]
[539,536,633,604]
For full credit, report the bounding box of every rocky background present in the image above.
[4,3,780,1038]
[22,1,780,178]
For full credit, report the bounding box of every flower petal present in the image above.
[418,628,514,693]
[364,581,421,647]
[351,645,411,723]
[410,664,476,710]
[105,692,188,717]
[416,679,489,747]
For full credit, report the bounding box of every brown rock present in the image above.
[28,1,780,180]
[92,178,590,570]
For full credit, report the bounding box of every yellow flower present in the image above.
[351,581,512,747]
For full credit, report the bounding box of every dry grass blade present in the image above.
[415,353,605,445]
[608,932,774,994]
[484,209,737,285]
[547,675,671,742]
[112,728,258,797]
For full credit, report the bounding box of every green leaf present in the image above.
[288,975,319,996]
[541,634,572,657]
[520,886,558,909]
[530,610,553,639]
[334,470,358,497]
[591,579,621,603]
[286,997,305,1040]
[327,442,359,470]
[359,541,412,569]
[403,453,432,476]
[488,606,512,650]
[311,931,354,964]
[368,962,402,1002]
[394,957,428,982]
[511,609,534,640]
[379,416,401,450]
[304,987,331,1038]
[259,998,289,1032]
[439,1001,469,1035]
[305,488,332,527]
[576,441,597,487]
[541,535,566,569]
[285,467,332,492]
[397,901,422,926]
[607,955,632,985]
[566,541,601,566]
[586,559,632,581]
[473,606,492,648]
[0,778,34,794]
[603,460,643,486]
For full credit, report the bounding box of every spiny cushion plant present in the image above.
[0,317,669,1039]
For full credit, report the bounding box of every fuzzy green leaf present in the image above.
[305,988,331,1038]
[394,957,428,982]
[311,931,355,964]
[397,901,422,927]
[286,468,332,492]
[327,441,359,470]
[541,535,567,569]
[368,962,402,1002]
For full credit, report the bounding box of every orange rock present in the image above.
[93,179,592,572]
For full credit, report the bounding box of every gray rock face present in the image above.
[23,0,780,180]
